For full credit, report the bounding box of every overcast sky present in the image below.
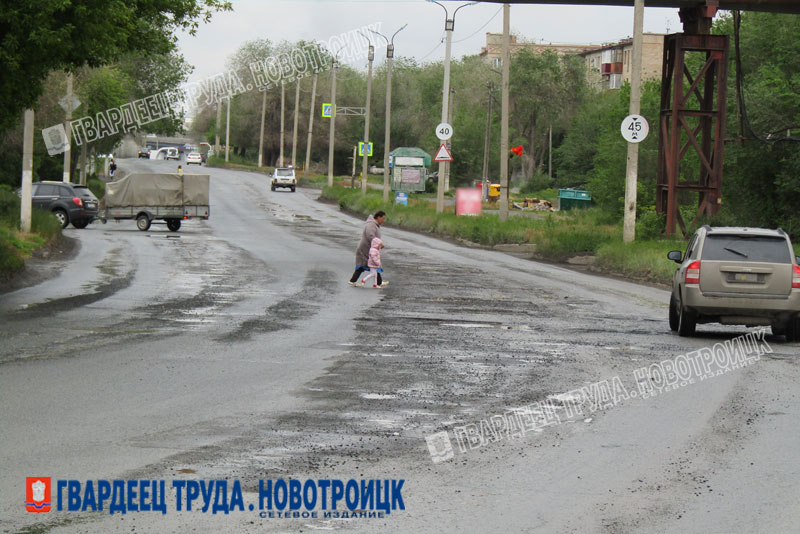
[177,0,683,82]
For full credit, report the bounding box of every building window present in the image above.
[493,57,502,69]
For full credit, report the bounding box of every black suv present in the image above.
[31,181,99,228]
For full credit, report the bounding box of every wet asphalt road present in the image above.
[1,158,798,533]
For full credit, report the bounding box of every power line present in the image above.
[454,6,503,44]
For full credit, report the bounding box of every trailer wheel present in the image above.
[167,219,182,232]
[136,214,151,231]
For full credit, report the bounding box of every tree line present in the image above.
[1,7,797,238]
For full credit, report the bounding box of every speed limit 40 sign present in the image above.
[621,114,649,143]
[436,122,453,141]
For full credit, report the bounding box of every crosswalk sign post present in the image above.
[322,103,334,118]
[358,142,373,157]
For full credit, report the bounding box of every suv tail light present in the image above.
[793,265,800,289]
[72,197,83,207]
[685,260,701,285]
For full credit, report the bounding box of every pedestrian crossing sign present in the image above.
[359,142,373,157]
[322,103,334,118]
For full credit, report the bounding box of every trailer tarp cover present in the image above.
[104,173,210,207]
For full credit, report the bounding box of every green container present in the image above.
[558,189,591,210]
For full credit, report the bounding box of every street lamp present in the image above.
[430,1,477,214]
[327,47,344,187]
[361,38,375,194]
[370,24,408,203]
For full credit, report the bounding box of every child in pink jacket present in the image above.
[361,237,389,288]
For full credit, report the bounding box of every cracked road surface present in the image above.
[2,159,798,533]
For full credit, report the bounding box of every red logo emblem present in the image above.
[26,477,51,513]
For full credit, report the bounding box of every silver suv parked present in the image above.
[668,226,800,340]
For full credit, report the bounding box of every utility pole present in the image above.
[361,44,375,195]
[548,124,553,180]
[225,95,231,162]
[327,57,338,187]
[63,73,73,183]
[280,80,285,167]
[215,100,221,154]
[305,70,318,176]
[21,110,34,232]
[258,88,267,167]
[623,0,645,242]
[432,1,475,214]
[292,75,301,168]
[352,145,358,185]
[482,82,494,200]
[499,3,510,222]
[80,142,87,185]
[362,44,375,195]
[372,25,407,203]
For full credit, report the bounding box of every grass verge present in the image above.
[0,187,63,278]
[320,186,691,285]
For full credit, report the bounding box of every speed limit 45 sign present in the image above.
[621,114,649,143]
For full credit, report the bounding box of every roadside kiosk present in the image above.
[390,147,431,194]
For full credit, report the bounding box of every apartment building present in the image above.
[581,33,665,90]
[479,32,665,91]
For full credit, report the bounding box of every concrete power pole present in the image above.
[499,3,511,222]
[280,80,285,167]
[372,25,407,203]
[225,96,231,162]
[436,13,453,214]
[258,88,267,168]
[361,45,375,195]
[215,101,221,154]
[305,70,318,176]
[21,110,34,233]
[432,1,473,213]
[623,0,645,242]
[63,73,73,183]
[327,58,338,187]
[291,76,301,168]
[482,82,494,200]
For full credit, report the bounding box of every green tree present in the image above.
[0,0,231,132]
[714,12,800,237]
[509,48,588,186]
[585,81,661,217]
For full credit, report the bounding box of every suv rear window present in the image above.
[72,185,98,200]
[701,235,791,263]
[276,169,294,176]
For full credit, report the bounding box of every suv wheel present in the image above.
[166,219,181,232]
[677,296,697,337]
[71,219,89,229]
[53,209,69,228]
[668,295,679,331]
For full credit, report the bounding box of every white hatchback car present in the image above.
[186,152,202,165]
[271,167,296,192]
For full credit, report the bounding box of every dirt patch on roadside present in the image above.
[0,234,78,295]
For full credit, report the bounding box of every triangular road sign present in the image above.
[434,143,453,162]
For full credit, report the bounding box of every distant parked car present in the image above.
[137,147,151,159]
[26,181,99,229]
[271,167,296,192]
[668,226,800,340]
[186,152,202,165]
